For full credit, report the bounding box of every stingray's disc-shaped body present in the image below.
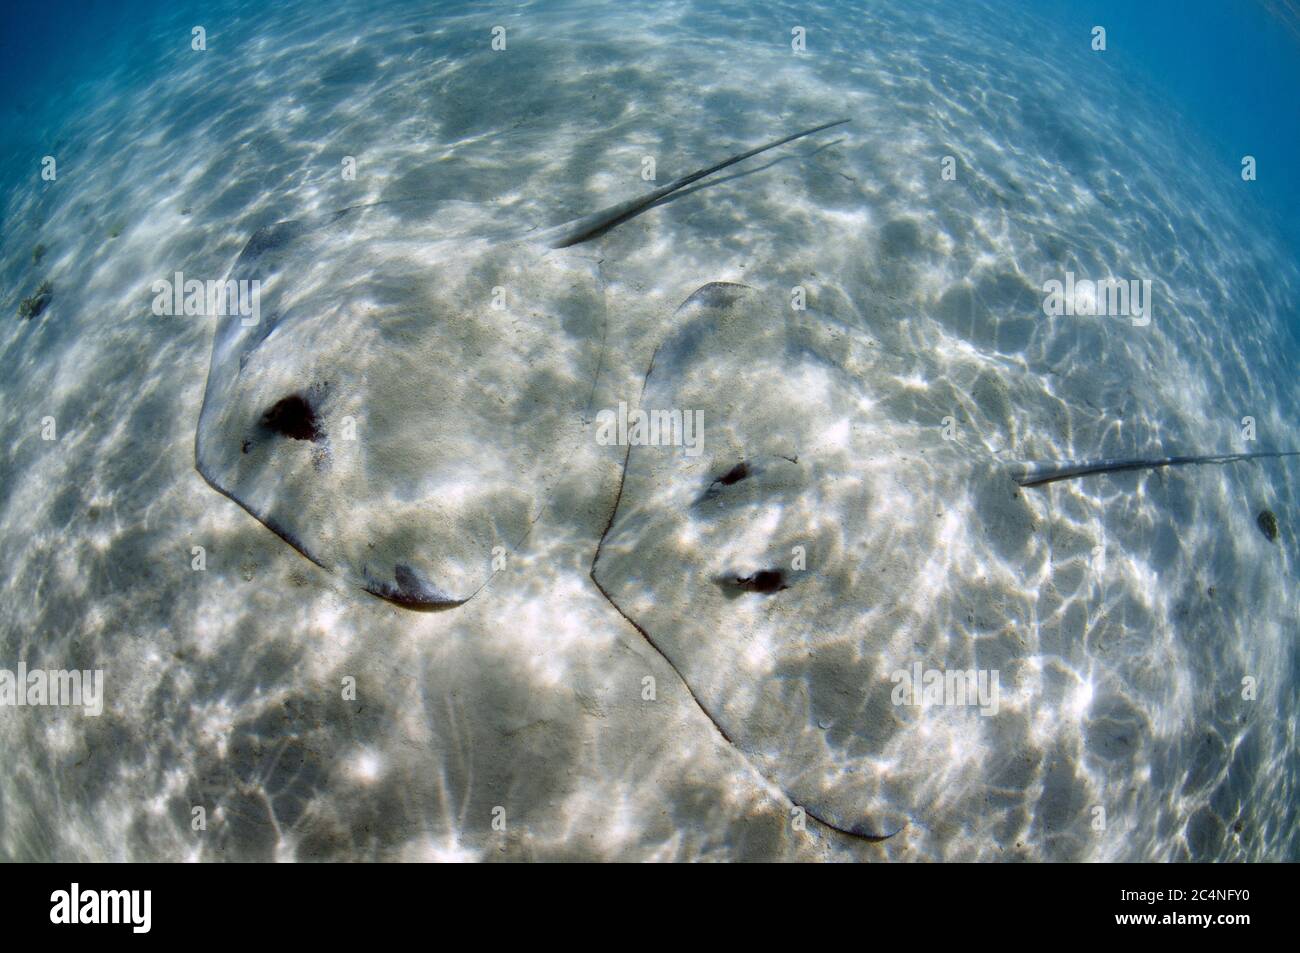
[592,285,977,837]
[196,201,605,606]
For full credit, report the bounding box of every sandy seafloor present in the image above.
[0,0,1297,861]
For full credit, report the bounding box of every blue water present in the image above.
[0,0,1295,861]
[1041,0,1300,326]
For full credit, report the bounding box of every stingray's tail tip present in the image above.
[1005,461,1046,486]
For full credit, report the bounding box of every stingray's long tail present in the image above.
[1010,450,1300,487]
[544,118,850,249]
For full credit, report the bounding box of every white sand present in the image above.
[0,0,1296,860]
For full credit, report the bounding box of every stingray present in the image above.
[590,284,949,840]
[195,118,849,609]
[588,282,1300,842]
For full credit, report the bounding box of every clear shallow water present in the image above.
[0,0,1296,860]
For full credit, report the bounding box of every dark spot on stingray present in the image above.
[363,563,463,610]
[717,568,789,595]
[17,279,52,319]
[717,461,750,485]
[1256,509,1279,542]
[697,459,767,505]
[241,438,252,454]
[259,393,322,442]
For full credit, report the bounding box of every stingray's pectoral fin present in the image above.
[363,563,464,611]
